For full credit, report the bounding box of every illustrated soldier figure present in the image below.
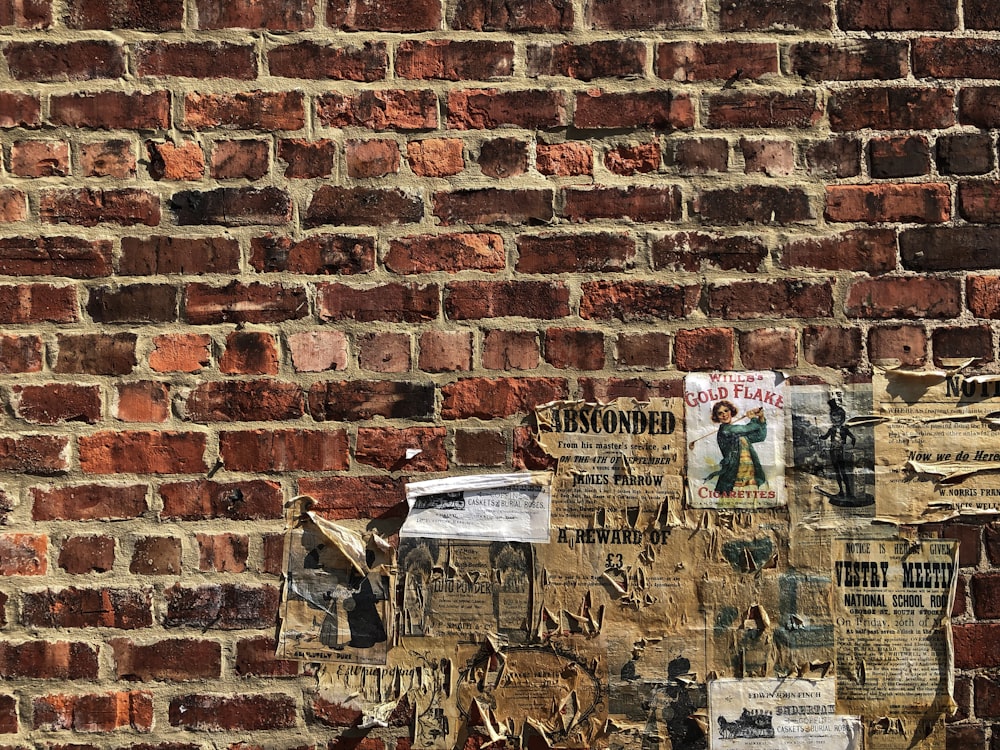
[822,398,857,502]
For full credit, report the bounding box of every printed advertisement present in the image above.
[686,372,786,509]
[874,370,1000,523]
[832,538,958,750]
[708,678,861,750]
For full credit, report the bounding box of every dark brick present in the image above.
[529,41,645,80]
[308,381,435,421]
[720,0,830,29]
[250,234,375,274]
[397,40,513,80]
[901,227,1000,271]
[306,187,423,227]
[445,280,569,319]
[5,40,124,82]
[652,232,767,273]
[829,87,954,131]
[65,0,183,29]
[788,40,908,80]
[695,186,814,225]
[562,186,681,222]
[268,41,387,81]
[172,187,291,227]
[453,0,572,31]
[838,0,957,30]
[869,135,931,178]
[937,133,994,175]
[163,583,279,630]
[330,0,440,30]
[87,284,176,323]
[435,188,553,225]
[589,0,700,29]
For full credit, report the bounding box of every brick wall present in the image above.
[0,0,997,747]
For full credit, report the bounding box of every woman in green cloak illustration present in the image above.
[707,400,768,493]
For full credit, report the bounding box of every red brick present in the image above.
[250,234,374,275]
[419,330,472,372]
[721,0,829,29]
[789,40,908,80]
[937,133,994,175]
[803,137,861,178]
[0,284,77,323]
[579,379,683,404]
[739,328,798,370]
[181,380,304,423]
[169,694,296,731]
[605,142,660,175]
[21,587,153,629]
[575,90,692,129]
[65,0,182,29]
[695,186,816,226]
[111,380,168,425]
[135,41,256,79]
[310,697,363,728]
[528,40,645,80]
[183,91,304,131]
[407,138,464,177]
[112,638,221,681]
[5,40,123,81]
[900,226,1000,272]
[968,0,1000,28]
[346,139,400,178]
[306,186,423,226]
[652,232,767,273]
[668,137,728,173]
[121,236,239,275]
[12,383,100,425]
[448,89,566,129]
[330,0,440,30]
[358,332,412,373]
[287,331,349,373]
[59,536,115,575]
[517,232,634,273]
[259,538,287,573]
[977,675,1000,718]
[79,139,135,177]
[959,181,1000,223]
[846,277,961,318]
[196,0,313,28]
[454,0,571,30]
[9,139,68,177]
[149,333,211,373]
[967,276,1000,318]
[933,326,994,366]
[269,41,385,80]
[356,426,447,471]
[184,281,307,324]
[706,280,832,319]
[780,229,897,274]
[87,283,177,323]
[454,429,507,466]
[130,536,181,575]
[829,87,954,131]
[32,484,147,521]
[972,572,1000,618]
[740,138,794,177]
[54,333,136,375]
[442,377,567,419]
[197,534,248,573]
[308,380,433,421]
[0,188,25,222]
[617,332,671,368]
[235,636,299,677]
[317,90,437,130]
[946,725,985,747]
[0,694,14,733]
[0,0,50,27]
[79,431,207,475]
[479,137,528,178]
[40,188,160,227]
[160,480,282,521]
[0,335,42,373]
[802,326,862,369]
[172,187,290,226]
[483,330,539,370]
[0,640,98,679]
[868,325,927,366]
[536,142,591,175]
[0,534,46,576]
[514,423,557,470]
[279,138,336,178]
[49,91,170,130]
[219,429,349,472]
[211,140,268,180]
[707,91,820,129]
[544,328,604,370]
[387,233,503,274]
[0,91,39,127]
[580,280,700,321]
[589,0,700,29]
[220,331,278,375]
[838,0,957,30]
[674,328,735,371]
[164,583,279,630]
[445,280,569,319]
[297,476,407,520]
[318,282,437,323]
[33,691,153,732]
[398,40,513,80]
[657,41,776,82]
[435,188,553,225]
[562,186,681,222]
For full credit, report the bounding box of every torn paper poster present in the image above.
[278,501,393,665]
[874,370,1000,523]
[708,677,861,750]
[401,472,552,542]
[397,537,536,643]
[686,372,786,509]
[535,398,685,521]
[832,538,958,750]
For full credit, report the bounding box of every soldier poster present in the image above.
[686,372,786,509]
[832,538,958,749]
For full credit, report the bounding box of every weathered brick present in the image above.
[130,536,181,575]
[387,233,504,274]
[707,91,820,129]
[605,141,660,175]
[185,281,307,324]
[330,0,440,30]
[448,89,566,129]
[120,236,239,275]
[279,138,336,178]
[59,536,115,574]
[869,325,927,366]
[721,0,829,29]
[358,332,412,373]
[169,693,296,731]
[0,335,42,373]
[455,429,507,466]
[803,137,862,178]
[249,234,373,275]
[33,690,153,732]
[838,0,957,30]
[0,91,40,127]
[22,587,153,629]
[149,333,211,373]
[269,41,385,80]
[197,534,248,572]
[479,137,528,178]
[172,187,290,226]
[0,284,76,323]
[12,383,101,425]
[446,280,569,319]
[408,138,464,177]
[0,534,46,576]
[306,186,423,226]
[780,229,897,274]
[454,0,572,30]
[441,377,568,419]
[219,429,349,472]
[318,282,438,322]
[345,139,400,178]
[529,41,645,80]
[674,328,734,371]
[87,284,177,323]
[695,186,814,225]
[163,583,279,630]
[54,333,136,375]
[901,227,1000,271]
[0,435,66,475]
[739,138,793,176]
[580,280,700,321]
[79,431,207,475]
[10,139,69,177]
[236,636,299,677]
[219,331,278,375]
[1,0,50,27]
[706,280,833,319]
[196,0,313,28]
[308,380,433,421]
[517,232,634,273]
[135,41,256,79]
[40,189,160,227]
[146,141,204,181]
[5,40,124,81]
[298,476,407,519]
[317,90,438,130]
[483,330,539,370]
[562,186,681,222]
[652,232,767,273]
[114,381,170,423]
[544,328,605,370]
[32,484,147,521]
[49,91,170,130]
[419,330,473,372]
[65,0,182,29]
[79,138,135,177]
[211,140,269,180]
[829,87,954,131]
[589,0,700,29]
[0,187,26,221]
[657,41,776,82]
[937,133,995,175]
[575,90,692,129]
[789,40,908,80]
[536,141,592,175]
[739,328,798,370]
[181,380,304,423]
[399,40,513,80]
[112,638,221,681]
[667,137,729,174]
[355,426,448,471]
[435,188,553,225]
[825,183,950,223]
[846,277,961,319]
[869,135,931,178]
[614,331,670,369]
[183,91,304,131]
[287,330,349,372]
[934,325,994,365]
[160,480,283,521]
